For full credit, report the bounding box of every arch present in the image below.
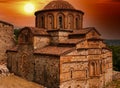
[68,86,71,88]
[77,85,82,88]
[100,60,102,74]
[90,62,96,76]
[20,53,29,77]
[20,53,28,68]
[0,70,2,74]
[47,14,54,29]
[39,15,45,28]
[68,14,74,29]
[69,67,74,79]
[18,28,33,44]
[57,13,65,29]
[76,15,80,29]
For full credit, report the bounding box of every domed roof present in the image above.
[43,0,75,10]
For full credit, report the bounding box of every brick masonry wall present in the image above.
[0,26,14,62]
[7,45,35,81]
[33,36,50,49]
[34,55,60,88]
[60,56,89,88]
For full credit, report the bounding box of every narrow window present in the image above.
[70,70,73,79]
[59,16,63,28]
[40,16,45,28]
[91,62,95,76]
[76,17,79,29]
[68,15,74,29]
[48,15,54,29]
[70,68,74,79]
[68,86,71,88]
[100,61,102,74]
[0,70,2,74]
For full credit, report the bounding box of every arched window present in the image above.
[40,16,45,28]
[77,85,82,88]
[69,68,74,79]
[57,14,64,29]
[90,62,96,76]
[68,15,74,29]
[76,16,80,29]
[68,86,71,88]
[48,15,54,29]
[100,61,102,74]
[20,30,30,43]
[0,70,2,74]
[59,16,63,28]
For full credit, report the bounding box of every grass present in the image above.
[0,75,44,88]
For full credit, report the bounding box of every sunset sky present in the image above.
[0,0,120,39]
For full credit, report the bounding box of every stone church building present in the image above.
[6,0,113,88]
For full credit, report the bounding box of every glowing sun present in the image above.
[24,3,35,14]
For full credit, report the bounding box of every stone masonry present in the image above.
[0,20,14,62]
[6,0,113,88]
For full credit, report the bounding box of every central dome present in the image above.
[43,0,75,10]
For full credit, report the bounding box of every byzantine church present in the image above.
[6,0,113,88]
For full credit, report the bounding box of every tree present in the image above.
[109,46,120,71]
[14,29,20,44]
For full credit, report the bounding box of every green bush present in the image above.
[109,46,120,71]
[14,29,20,44]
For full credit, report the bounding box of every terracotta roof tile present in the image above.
[0,20,13,26]
[71,27,101,35]
[34,46,74,56]
[6,46,18,52]
[43,1,75,10]
[20,27,49,36]
[72,28,91,35]
[59,39,83,44]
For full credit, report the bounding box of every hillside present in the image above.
[104,39,120,46]
[0,75,44,88]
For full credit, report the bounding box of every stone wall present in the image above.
[0,25,14,62]
[34,55,60,88]
[60,56,89,88]
[48,30,72,45]
[33,36,50,49]
[7,45,35,81]
[89,76,104,88]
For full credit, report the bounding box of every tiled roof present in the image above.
[20,27,50,36]
[71,27,101,35]
[0,20,13,26]
[43,0,75,10]
[59,39,83,44]
[35,0,84,15]
[87,37,103,41]
[6,46,18,52]
[34,46,74,56]
[72,28,91,35]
